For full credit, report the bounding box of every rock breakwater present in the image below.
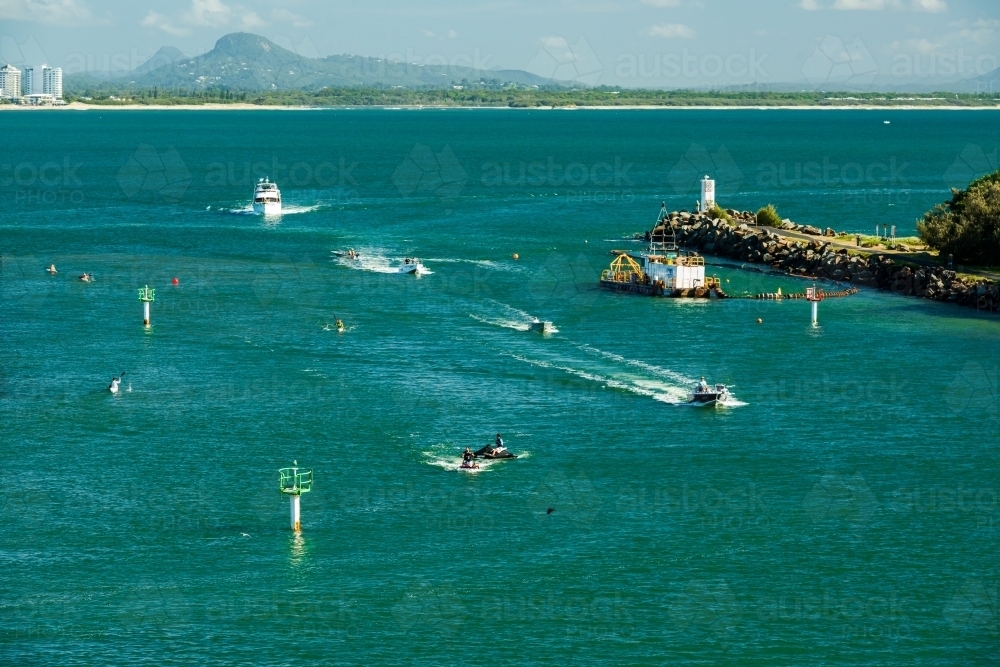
[646,210,999,313]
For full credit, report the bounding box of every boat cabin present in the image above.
[254,179,281,204]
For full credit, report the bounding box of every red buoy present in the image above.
[172,277,179,285]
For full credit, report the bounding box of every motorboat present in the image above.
[252,178,282,215]
[689,379,731,407]
[528,318,554,334]
[474,444,517,460]
[397,258,427,275]
[332,249,361,260]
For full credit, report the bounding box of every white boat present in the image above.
[528,318,554,334]
[397,258,427,275]
[252,178,282,215]
[689,378,731,407]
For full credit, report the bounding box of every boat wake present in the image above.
[469,313,530,332]
[223,204,321,215]
[282,204,322,215]
[423,448,502,474]
[423,258,519,272]
[469,300,557,333]
[503,352,689,404]
[572,343,696,386]
[331,249,417,274]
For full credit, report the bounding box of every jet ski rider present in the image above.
[493,433,506,455]
[463,447,474,463]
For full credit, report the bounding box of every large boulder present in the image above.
[802,225,823,235]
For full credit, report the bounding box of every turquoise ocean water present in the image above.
[1,109,998,665]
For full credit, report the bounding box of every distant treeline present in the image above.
[51,85,1000,108]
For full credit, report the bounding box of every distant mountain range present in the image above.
[63,32,999,95]
[65,32,553,92]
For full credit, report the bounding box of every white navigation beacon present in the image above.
[806,283,823,326]
[278,461,313,532]
[700,175,716,213]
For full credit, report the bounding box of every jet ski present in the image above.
[108,371,125,394]
[459,460,480,470]
[332,249,361,260]
[474,444,517,459]
[689,380,731,407]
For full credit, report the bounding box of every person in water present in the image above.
[109,377,120,394]
[47,264,57,274]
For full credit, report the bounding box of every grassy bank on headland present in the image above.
[22,86,1000,108]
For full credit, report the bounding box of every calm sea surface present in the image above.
[1,109,998,665]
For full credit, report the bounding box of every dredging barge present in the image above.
[600,206,728,299]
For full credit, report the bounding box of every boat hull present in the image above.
[253,202,282,216]
[529,321,554,334]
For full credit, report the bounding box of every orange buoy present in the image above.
[512,253,519,260]
[172,277,179,285]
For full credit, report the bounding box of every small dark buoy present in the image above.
[172,277,179,285]
[756,318,763,324]
[546,507,554,515]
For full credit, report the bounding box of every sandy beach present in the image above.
[1,101,998,111]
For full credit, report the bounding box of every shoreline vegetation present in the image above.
[639,172,1000,313]
[3,88,1000,109]
[645,208,999,313]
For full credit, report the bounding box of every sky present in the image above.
[0,0,998,88]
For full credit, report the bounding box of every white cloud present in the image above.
[0,0,93,25]
[272,8,312,27]
[640,0,682,7]
[646,23,696,39]
[240,10,265,29]
[833,0,900,9]
[800,0,821,9]
[141,10,190,36]
[832,0,946,9]
[421,28,435,37]
[448,29,457,38]
[183,0,231,27]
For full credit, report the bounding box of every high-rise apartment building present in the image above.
[0,64,21,99]
[22,66,34,95]
[42,66,62,99]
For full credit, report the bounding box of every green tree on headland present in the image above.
[756,204,782,227]
[918,170,1000,266]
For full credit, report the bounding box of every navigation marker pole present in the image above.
[279,461,313,532]
[138,285,155,328]
[806,283,823,327]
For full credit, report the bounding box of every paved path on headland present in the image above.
[757,225,1000,282]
